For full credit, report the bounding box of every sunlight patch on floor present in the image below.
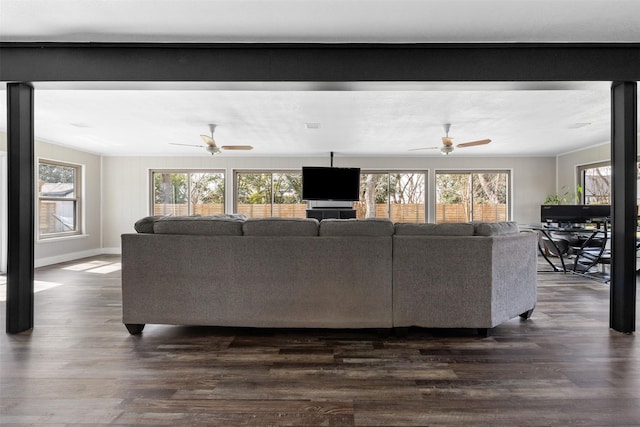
[0,277,65,302]
[0,260,122,302]
[61,260,122,274]
[61,260,113,271]
[86,262,122,274]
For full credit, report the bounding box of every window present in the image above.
[235,171,305,218]
[579,161,611,205]
[578,160,640,206]
[435,171,510,223]
[356,172,426,223]
[38,159,82,238]
[151,170,225,216]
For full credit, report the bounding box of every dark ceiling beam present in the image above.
[1,43,639,82]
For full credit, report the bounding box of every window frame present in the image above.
[434,169,512,223]
[577,159,640,206]
[149,169,226,216]
[578,160,612,205]
[37,158,83,240]
[234,169,305,218]
[358,170,428,223]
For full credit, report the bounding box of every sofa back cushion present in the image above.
[242,217,319,236]
[134,216,164,233]
[474,221,520,236]
[319,218,395,236]
[394,222,475,236]
[152,216,244,236]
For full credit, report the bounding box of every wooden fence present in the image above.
[154,203,506,223]
[435,203,507,223]
[40,201,61,234]
[236,204,308,218]
[40,200,75,234]
[154,204,225,216]
[353,203,426,223]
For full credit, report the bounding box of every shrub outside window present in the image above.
[38,160,82,238]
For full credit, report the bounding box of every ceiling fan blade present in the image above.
[408,146,440,152]
[169,142,203,147]
[221,145,253,151]
[457,139,491,148]
[200,134,217,147]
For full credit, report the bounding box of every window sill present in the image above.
[37,234,89,243]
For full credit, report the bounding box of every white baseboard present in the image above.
[35,248,121,268]
[102,247,122,255]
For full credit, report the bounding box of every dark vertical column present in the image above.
[6,83,35,334]
[610,81,637,333]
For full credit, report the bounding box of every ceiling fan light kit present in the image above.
[206,145,221,154]
[441,145,454,155]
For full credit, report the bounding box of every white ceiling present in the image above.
[0,1,637,157]
[2,0,640,43]
[0,82,614,157]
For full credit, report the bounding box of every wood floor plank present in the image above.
[1,254,639,425]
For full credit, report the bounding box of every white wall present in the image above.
[0,131,103,267]
[102,154,555,251]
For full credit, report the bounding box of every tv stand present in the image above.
[306,208,356,220]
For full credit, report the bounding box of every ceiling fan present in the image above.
[410,123,491,155]
[169,124,253,155]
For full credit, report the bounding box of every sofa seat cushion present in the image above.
[474,221,520,236]
[152,216,244,235]
[319,218,395,236]
[394,222,475,236]
[242,217,319,236]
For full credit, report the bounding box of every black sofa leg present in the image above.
[478,328,493,338]
[125,323,145,335]
[393,327,409,338]
[519,308,535,320]
[376,328,392,338]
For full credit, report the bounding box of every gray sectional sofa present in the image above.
[121,216,537,336]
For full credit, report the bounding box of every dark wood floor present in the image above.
[1,256,639,426]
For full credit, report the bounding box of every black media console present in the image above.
[306,209,356,220]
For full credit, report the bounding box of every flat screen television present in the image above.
[302,166,361,201]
